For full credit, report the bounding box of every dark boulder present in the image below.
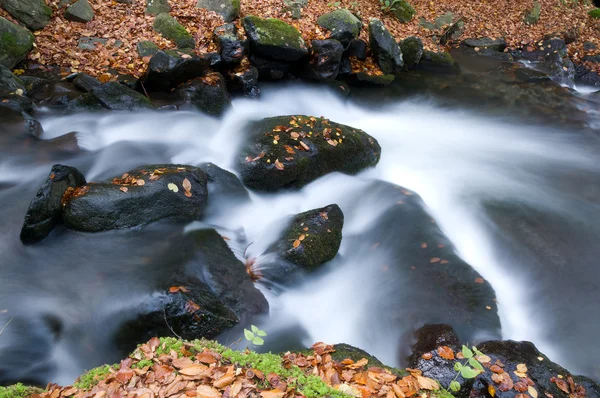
[237,115,381,191]
[20,165,87,244]
[213,23,246,67]
[344,39,367,60]
[139,50,211,92]
[242,16,308,62]
[316,9,362,48]
[345,72,394,87]
[175,73,231,116]
[462,37,507,52]
[0,0,52,30]
[33,81,83,108]
[302,39,344,81]
[515,36,575,86]
[198,162,249,204]
[0,17,35,69]
[90,82,152,111]
[248,53,291,80]
[418,50,460,74]
[62,164,208,232]
[66,92,105,112]
[72,73,101,93]
[263,204,343,281]
[368,18,403,74]
[224,64,259,97]
[19,75,50,95]
[400,36,423,70]
[0,65,25,93]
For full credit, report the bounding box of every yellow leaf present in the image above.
[167,183,179,192]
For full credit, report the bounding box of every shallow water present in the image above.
[1,83,599,386]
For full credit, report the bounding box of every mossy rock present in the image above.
[0,0,52,30]
[64,0,94,22]
[0,383,44,398]
[153,13,195,49]
[316,9,362,47]
[400,36,423,70]
[589,8,600,19]
[90,81,152,110]
[368,18,403,74]
[146,0,170,16]
[242,15,308,62]
[236,115,381,191]
[136,40,160,57]
[345,72,395,87]
[0,17,35,69]
[0,64,25,92]
[418,50,459,74]
[524,1,540,25]
[197,0,239,23]
[391,0,415,23]
[331,344,407,378]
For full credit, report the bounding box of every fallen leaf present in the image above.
[293,239,301,248]
[528,386,538,398]
[185,300,200,313]
[437,346,454,360]
[430,257,441,263]
[168,183,179,193]
[416,376,439,390]
[195,385,221,398]
[475,277,484,284]
[120,186,128,192]
[260,389,285,398]
[137,179,145,186]
[421,353,432,360]
[182,178,191,191]
[274,159,284,170]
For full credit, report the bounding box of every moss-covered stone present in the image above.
[0,383,44,398]
[197,0,239,22]
[0,64,25,92]
[153,13,195,49]
[146,0,170,16]
[368,18,403,74]
[236,115,381,191]
[0,17,35,69]
[73,364,119,389]
[345,72,395,87]
[331,344,407,378]
[418,50,459,74]
[400,36,423,70]
[316,9,362,47]
[391,0,415,23]
[524,1,540,25]
[0,0,52,30]
[242,15,308,62]
[136,40,160,57]
[64,0,94,23]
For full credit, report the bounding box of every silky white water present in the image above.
[1,85,599,385]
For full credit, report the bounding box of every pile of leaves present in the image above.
[33,338,446,398]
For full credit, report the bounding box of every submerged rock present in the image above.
[368,18,403,74]
[62,164,208,232]
[345,72,394,87]
[140,50,211,92]
[242,16,308,62]
[0,0,52,30]
[20,164,87,244]
[0,17,35,69]
[175,73,231,115]
[197,0,239,23]
[237,115,381,191]
[264,204,344,281]
[316,9,362,48]
[515,36,574,86]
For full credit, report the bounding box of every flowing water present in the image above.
[1,82,600,386]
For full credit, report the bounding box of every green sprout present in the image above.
[244,325,267,346]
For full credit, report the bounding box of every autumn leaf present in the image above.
[168,183,179,193]
[185,300,200,313]
[182,178,191,191]
[293,239,301,248]
[120,186,128,192]
[475,277,484,284]
[274,159,284,170]
[195,385,221,398]
[260,389,285,398]
[437,346,455,360]
[136,179,145,186]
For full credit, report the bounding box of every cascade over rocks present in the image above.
[61,164,208,232]
[140,50,211,92]
[368,18,404,74]
[20,164,86,244]
[242,15,308,62]
[236,115,381,191]
[0,0,52,30]
[262,204,344,282]
[514,36,575,86]
[0,17,35,69]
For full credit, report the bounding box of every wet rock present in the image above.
[197,0,239,23]
[248,53,291,80]
[391,0,415,23]
[20,165,87,244]
[237,115,381,191]
[0,92,33,114]
[213,23,246,66]
[33,81,82,108]
[345,72,394,87]
[175,73,231,116]
[64,0,94,22]
[516,36,574,86]
[66,92,105,112]
[153,13,195,49]
[62,164,208,232]
[316,9,361,48]
[115,73,138,90]
[90,82,152,111]
[19,75,50,95]
[337,57,351,76]
[418,50,460,74]
[198,162,249,203]
[140,50,211,92]
[470,340,600,398]
[302,39,344,81]
[0,0,52,30]
[575,64,600,87]
[400,36,423,70]
[368,18,403,74]
[514,67,551,83]
[136,40,159,58]
[0,65,25,93]
[224,65,259,97]
[462,37,507,52]
[72,73,101,92]
[0,17,35,69]
[344,39,367,60]
[242,16,308,62]
[145,0,170,15]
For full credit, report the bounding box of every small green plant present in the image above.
[74,364,119,389]
[524,1,541,24]
[0,383,43,398]
[379,0,402,12]
[327,1,341,7]
[244,325,267,346]
[588,8,600,18]
[449,345,485,392]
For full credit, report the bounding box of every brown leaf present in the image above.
[120,186,128,192]
[299,141,310,151]
[274,159,284,170]
[421,353,432,360]
[416,375,439,391]
[430,257,441,263]
[196,385,221,398]
[182,178,191,191]
[180,364,209,376]
[185,300,200,313]
[284,145,295,154]
[326,139,338,147]
[551,377,570,394]
[437,346,455,360]
[293,239,301,248]
[475,277,484,284]
[136,179,145,186]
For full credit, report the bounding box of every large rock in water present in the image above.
[0,0,51,30]
[197,0,239,23]
[140,50,211,92]
[237,115,381,191]
[0,17,34,69]
[89,82,152,110]
[368,18,403,74]
[262,204,344,282]
[20,165,86,244]
[175,73,231,115]
[62,164,208,232]
[242,16,308,62]
[316,9,362,48]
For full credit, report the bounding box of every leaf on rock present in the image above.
[437,346,455,360]
[185,300,200,313]
[120,186,128,192]
[182,178,192,191]
[274,159,284,170]
[293,239,301,248]
[168,183,179,192]
[137,179,145,186]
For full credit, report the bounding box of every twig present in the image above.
[163,306,183,340]
[243,242,254,258]
[139,79,150,99]
[0,317,14,336]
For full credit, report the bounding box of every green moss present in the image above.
[391,0,415,23]
[524,1,541,24]
[317,9,362,39]
[426,50,454,65]
[74,364,119,390]
[242,16,305,49]
[0,18,35,69]
[0,383,44,398]
[153,13,195,49]
[588,8,600,18]
[400,36,423,69]
[132,359,154,368]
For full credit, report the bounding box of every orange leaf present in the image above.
[274,159,284,170]
[437,346,455,360]
[293,239,301,248]
[182,178,192,191]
